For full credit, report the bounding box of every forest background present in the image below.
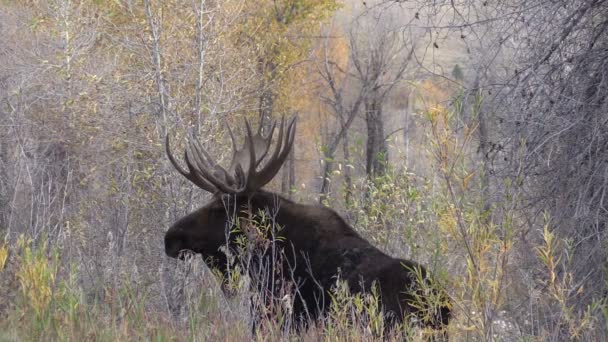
[1,0,607,340]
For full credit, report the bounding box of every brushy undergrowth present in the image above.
[1,104,606,341]
[0,235,445,341]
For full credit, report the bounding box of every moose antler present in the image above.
[166,116,296,194]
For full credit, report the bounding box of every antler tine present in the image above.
[269,116,285,164]
[189,137,236,186]
[226,121,238,155]
[166,135,188,176]
[165,135,218,193]
[242,119,258,187]
[258,113,266,133]
[265,116,296,175]
[187,140,243,194]
[183,149,223,191]
[255,119,276,165]
[189,133,216,168]
[244,115,297,192]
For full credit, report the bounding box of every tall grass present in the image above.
[0,235,444,341]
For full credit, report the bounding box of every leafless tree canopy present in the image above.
[449,0,608,307]
[497,0,608,307]
[410,0,608,335]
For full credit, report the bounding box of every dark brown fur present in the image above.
[165,190,450,332]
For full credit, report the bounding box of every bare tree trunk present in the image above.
[342,131,353,206]
[288,146,295,199]
[59,0,73,125]
[364,97,388,178]
[193,0,207,133]
[281,144,295,199]
[258,87,275,126]
[319,159,334,204]
[257,59,277,129]
[404,93,413,167]
[318,110,360,203]
[144,0,168,136]
[475,91,492,216]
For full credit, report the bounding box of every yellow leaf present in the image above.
[463,171,476,189]
[0,245,8,271]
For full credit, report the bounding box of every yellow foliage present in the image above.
[15,237,59,318]
[236,0,340,110]
[416,79,453,108]
[0,244,7,271]
[438,207,457,237]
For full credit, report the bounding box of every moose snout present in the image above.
[164,230,190,258]
[164,235,181,258]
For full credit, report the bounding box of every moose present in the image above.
[164,116,451,334]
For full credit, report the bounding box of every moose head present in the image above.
[164,116,451,334]
[164,115,295,267]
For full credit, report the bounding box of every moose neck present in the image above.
[222,190,296,266]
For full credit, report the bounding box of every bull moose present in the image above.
[164,116,451,335]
